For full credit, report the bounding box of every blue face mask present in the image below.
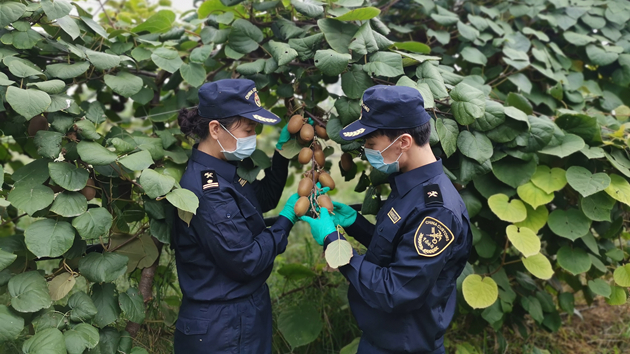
[218,124,257,161]
[364,135,403,174]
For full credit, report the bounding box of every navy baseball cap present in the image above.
[198,79,280,124]
[340,85,432,141]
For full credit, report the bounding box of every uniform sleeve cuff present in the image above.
[274,215,294,233]
[323,232,346,250]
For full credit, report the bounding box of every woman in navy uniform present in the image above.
[301,86,473,354]
[172,79,301,353]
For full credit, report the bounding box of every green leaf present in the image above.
[151,48,183,73]
[436,118,459,158]
[588,279,612,298]
[24,219,75,258]
[522,253,554,280]
[6,87,51,118]
[531,166,567,194]
[581,192,615,222]
[506,225,540,257]
[325,238,353,268]
[41,0,72,20]
[35,130,63,159]
[119,150,154,171]
[48,162,89,191]
[132,10,175,33]
[50,191,87,217]
[507,73,532,94]
[555,113,598,142]
[563,31,596,46]
[586,44,619,66]
[492,157,537,188]
[521,296,543,323]
[363,52,404,77]
[348,22,378,56]
[140,169,176,199]
[457,21,479,41]
[0,2,27,27]
[548,208,592,241]
[566,166,611,197]
[335,7,380,21]
[104,72,143,98]
[517,182,554,209]
[9,60,44,78]
[165,188,199,214]
[557,246,591,275]
[229,19,264,54]
[417,61,448,98]
[0,249,17,272]
[341,67,373,99]
[13,158,51,188]
[77,141,118,165]
[268,40,298,66]
[86,49,121,71]
[462,274,498,309]
[471,101,505,131]
[289,33,324,60]
[68,291,98,322]
[46,61,90,79]
[613,264,630,287]
[0,305,24,342]
[317,18,357,53]
[457,131,493,164]
[505,92,533,115]
[79,252,128,283]
[515,204,548,233]
[450,83,485,125]
[27,80,66,94]
[64,323,99,354]
[72,208,113,240]
[278,303,323,349]
[604,174,630,206]
[119,287,145,323]
[48,272,75,301]
[22,328,65,354]
[394,41,430,54]
[606,286,627,306]
[81,16,109,38]
[8,184,54,216]
[460,47,487,66]
[314,49,351,76]
[91,283,120,328]
[8,271,52,313]
[488,194,527,223]
[291,0,324,18]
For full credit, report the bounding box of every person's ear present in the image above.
[208,121,221,140]
[399,134,413,152]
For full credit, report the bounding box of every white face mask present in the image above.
[363,135,404,174]
[217,124,257,161]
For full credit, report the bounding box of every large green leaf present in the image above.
[417,61,448,98]
[8,184,54,216]
[317,19,357,53]
[515,204,548,233]
[91,283,121,328]
[229,19,264,54]
[604,174,630,206]
[278,303,323,349]
[268,40,298,66]
[457,131,493,164]
[289,33,324,60]
[0,305,24,342]
[348,22,378,56]
[588,279,612,298]
[64,323,99,354]
[506,225,540,257]
[471,100,505,131]
[119,150,154,172]
[581,192,615,222]
[563,31,596,46]
[341,66,373,99]
[41,0,72,20]
[104,72,143,98]
[488,194,527,222]
[24,219,75,258]
[77,141,118,165]
[151,47,183,73]
[548,209,591,241]
[291,0,324,18]
[436,118,459,158]
[27,80,66,94]
[613,264,630,287]
[492,157,537,188]
[335,7,380,21]
[140,169,176,199]
[48,162,89,191]
[9,60,44,78]
[165,188,199,214]
[363,52,404,77]
[12,158,51,187]
[566,166,611,197]
[131,10,175,33]
[462,274,498,309]
[516,182,554,209]
[35,130,64,159]
[522,253,554,280]
[50,191,87,217]
[118,287,145,324]
[461,47,487,66]
[8,271,52,313]
[531,166,567,194]
[72,208,113,240]
[557,246,591,275]
[314,50,351,76]
[0,2,26,27]
[86,49,121,71]
[68,291,98,322]
[22,328,65,354]
[46,61,90,79]
[0,249,17,272]
[6,87,51,118]
[79,252,128,283]
[539,133,585,158]
[450,83,485,125]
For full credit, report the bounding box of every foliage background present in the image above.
[0,0,629,353]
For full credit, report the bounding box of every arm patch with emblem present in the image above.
[414,216,454,257]
[201,170,219,190]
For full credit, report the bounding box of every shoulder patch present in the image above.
[201,170,219,190]
[424,184,443,205]
[414,216,454,257]
[387,208,401,224]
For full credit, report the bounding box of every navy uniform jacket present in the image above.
[325,159,472,353]
[173,147,293,303]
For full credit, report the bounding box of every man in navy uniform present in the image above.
[301,85,473,353]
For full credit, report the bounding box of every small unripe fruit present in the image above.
[294,196,310,217]
[314,150,325,167]
[318,172,335,191]
[288,115,304,134]
[340,153,354,172]
[298,178,314,197]
[80,179,96,201]
[315,124,328,140]
[300,124,314,141]
[317,195,333,213]
[28,115,48,137]
[298,147,313,165]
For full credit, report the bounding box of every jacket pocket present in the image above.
[176,317,210,335]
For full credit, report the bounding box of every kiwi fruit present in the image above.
[80,178,97,201]
[340,153,354,172]
[298,177,314,197]
[300,124,314,141]
[288,115,305,134]
[317,195,333,213]
[28,115,49,137]
[315,124,328,140]
[298,147,313,164]
[314,150,325,167]
[294,196,310,217]
[318,172,335,190]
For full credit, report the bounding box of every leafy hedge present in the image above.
[0,0,629,352]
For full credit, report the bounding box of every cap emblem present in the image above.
[254,92,262,107]
[342,128,365,137]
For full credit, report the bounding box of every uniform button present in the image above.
[185,325,190,334]
[226,213,231,219]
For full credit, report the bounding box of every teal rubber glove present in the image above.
[315,182,330,197]
[300,208,337,246]
[278,193,300,224]
[331,201,357,228]
[275,124,291,150]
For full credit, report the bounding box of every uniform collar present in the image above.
[191,145,237,182]
[389,158,444,197]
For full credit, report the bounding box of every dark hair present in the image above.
[365,121,432,147]
[177,107,241,141]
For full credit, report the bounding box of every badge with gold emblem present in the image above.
[254,92,261,107]
[414,216,454,257]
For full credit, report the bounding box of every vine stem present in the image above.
[0,213,27,227]
[107,226,149,253]
[304,111,326,127]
